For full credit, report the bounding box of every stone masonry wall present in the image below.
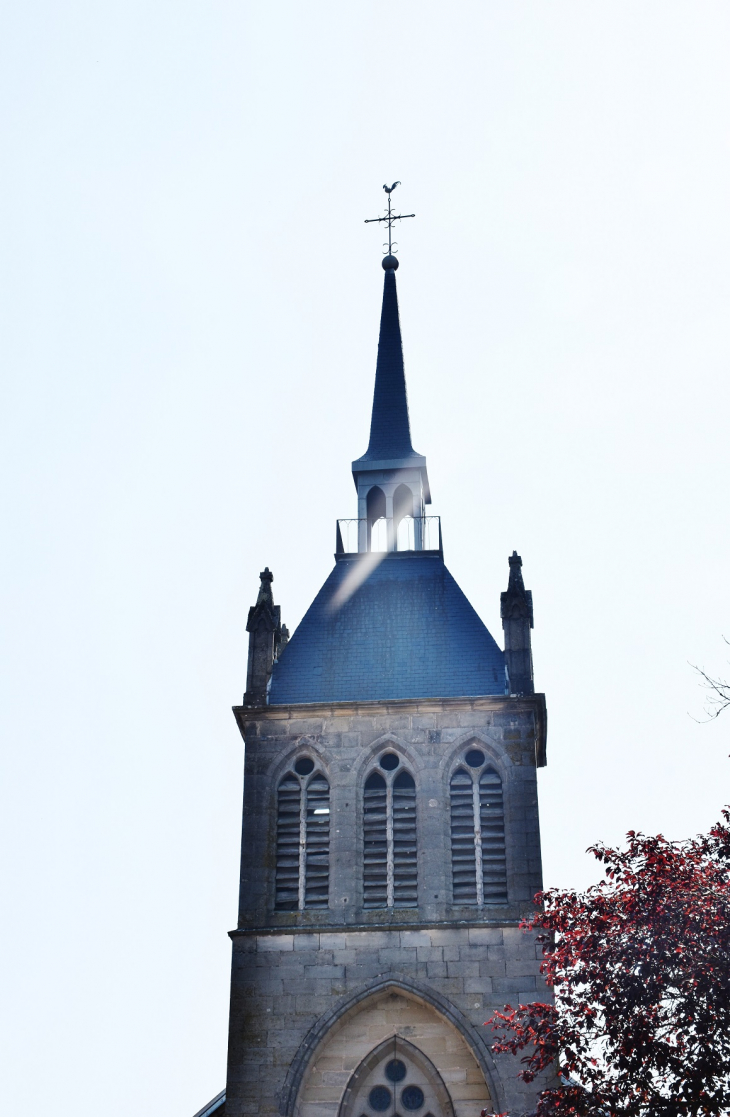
[226,924,547,1117]
[232,696,546,929]
[224,697,549,1117]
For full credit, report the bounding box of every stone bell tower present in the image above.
[206,241,550,1117]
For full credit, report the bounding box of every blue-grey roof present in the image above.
[268,552,506,704]
[353,267,422,464]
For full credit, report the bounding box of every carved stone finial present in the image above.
[501,551,534,696]
[244,567,287,707]
[507,551,526,595]
[255,567,275,607]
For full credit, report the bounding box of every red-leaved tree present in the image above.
[485,812,730,1117]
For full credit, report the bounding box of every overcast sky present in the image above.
[2,3,730,1116]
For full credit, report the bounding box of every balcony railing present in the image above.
[336,516,442,555]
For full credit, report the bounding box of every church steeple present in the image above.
[357,258,419,463]
[351,257,431,551]
[203,188,550,1117]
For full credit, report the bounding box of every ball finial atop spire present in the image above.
[382,255,399,270]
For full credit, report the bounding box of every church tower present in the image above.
[221,238,549,1117]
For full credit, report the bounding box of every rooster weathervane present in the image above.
[364,182,415,260]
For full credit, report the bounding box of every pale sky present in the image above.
[2,3,730,1116]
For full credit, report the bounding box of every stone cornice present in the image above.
[229,916,525,938]
[233,692,547,766]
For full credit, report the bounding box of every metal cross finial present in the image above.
[364,182,415,256]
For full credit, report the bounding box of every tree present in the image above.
[485,815,730,1117]
[691,639,730,720]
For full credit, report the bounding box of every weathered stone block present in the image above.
[256,935,294,952]
[416,946,444,962]
[293,934,320,951]
[468,927,504,946]
[447,960,480,978]
[400,930,432,948]
[464,976,491,995]
[378,947,416,966]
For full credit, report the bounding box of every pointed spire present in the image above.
[357,261,419,462]
[351,258,430,506]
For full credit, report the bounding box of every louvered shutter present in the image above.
[363,772,388,908]
[450,768,477,903]
[275,773,301,910]
[480,767,507,903]
[392,770,417,907]
[304,774,330,908]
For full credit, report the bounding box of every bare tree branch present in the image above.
[690,638,730,721]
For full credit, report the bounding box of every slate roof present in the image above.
[268,552,506,704]
[353,266,422,464]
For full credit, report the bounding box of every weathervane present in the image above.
[364,182,415,259]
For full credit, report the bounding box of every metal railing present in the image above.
[336,516,442,555]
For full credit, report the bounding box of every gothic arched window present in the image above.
[450,749,507,905]
[396,514,415,552]
[340,1035,455,1117]
[275,758,330,911]
[394,483,415,551]
[366,486,388,552]
[363,754,417,909]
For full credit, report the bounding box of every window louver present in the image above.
[480,767,507,903]
[275,773,301,911]
[363,766,418,909]
[450,768,478,903]
[363,772,388,908]
[275,766,330,911]
[450,762,507,905]
[304,774,330,908]
[392,770,417,906]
